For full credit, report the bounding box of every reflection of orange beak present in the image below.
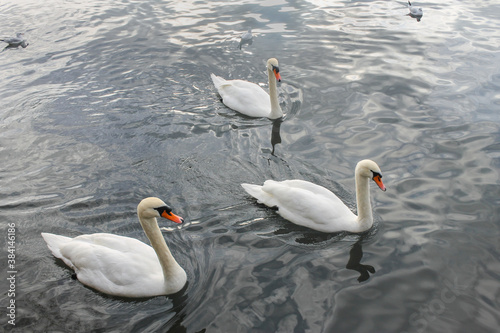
[274,69,281,82]
[373,174,386,192]
[161,210,184,224]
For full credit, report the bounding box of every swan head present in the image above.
[138,197,184,224]
[356,160,386,192]
[267,58,281,82]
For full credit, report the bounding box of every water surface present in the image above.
[1,0,499,332]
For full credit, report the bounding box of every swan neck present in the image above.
[355,172,373,230]
[140,216,181,280]
[267,67,283,119]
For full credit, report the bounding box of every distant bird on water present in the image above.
[238,29,253,50]
[1,33,28,48]
[407,1,423,21]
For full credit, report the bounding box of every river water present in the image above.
[0,0,499,332]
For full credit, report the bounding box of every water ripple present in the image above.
[1,0,500,332]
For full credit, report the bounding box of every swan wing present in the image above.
[242,180,357,232]
[211,74,271,118]
[41,233,72,266]
[42,232,164,296]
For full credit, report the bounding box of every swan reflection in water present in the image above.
[299,234,376,282]
[259,117,284,158]
[273,226,377,283]
[270,117,283,156]
[159,283,205,332]
[346,237,376,282]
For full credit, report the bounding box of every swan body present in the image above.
[42,197,187,298]
[211,58,283,119]
[408,1,423,16]
[241,160,386,233]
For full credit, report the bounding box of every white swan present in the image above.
[211,58,283,119]
[241,160,386,233]
[408,1,423,17]
[41,197,187,298]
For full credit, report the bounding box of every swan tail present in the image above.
[210,73,226,88]
[41,232,73,262]
[242,183,274,205]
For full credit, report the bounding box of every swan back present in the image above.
[211,74,272,118]
[242,180,358,233]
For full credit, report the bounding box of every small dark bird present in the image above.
[1,33,29,48]
[407,1,423,21]
[238,29,253,50]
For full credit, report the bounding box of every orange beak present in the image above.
[373,174,386,192]
[161,210,184,224]
[274,68,281,82]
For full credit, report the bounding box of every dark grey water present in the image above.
[1,0,499,332]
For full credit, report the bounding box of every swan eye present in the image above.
[154,206,184,223]
[154,206,172,216]
[371,171,386,191]
[272,65,281,82]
